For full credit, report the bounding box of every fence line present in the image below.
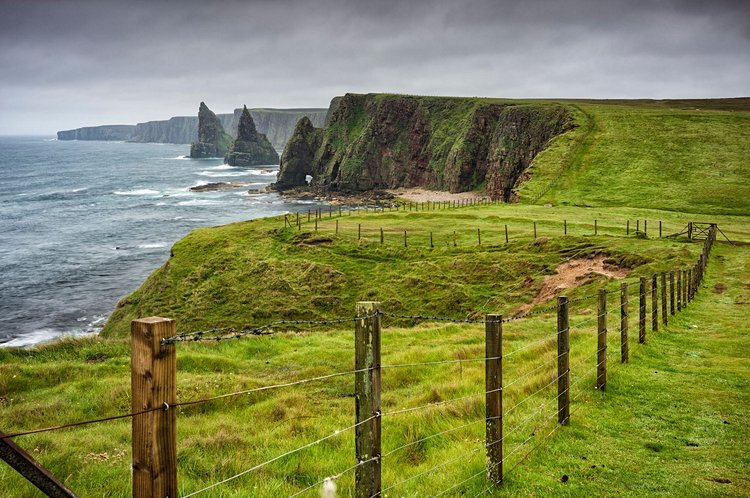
[0,227,716,498]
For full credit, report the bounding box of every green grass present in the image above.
[1,241,747,497]
[520,100,750,215]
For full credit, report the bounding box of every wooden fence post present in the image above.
[486,314,503,485]
[533,222,537,239]
[358,224,361,241]
[670,271,675,315]
[477,228,481,246]
[620,282,628,363]
[682,269,688,307]
[336,220,339,234]
[557,297,570,425]
[659,220,662,238]
[594,219,598,235]
[505,224,509,244]
[131,317,177,498]
[688,268,694,302]
[661,272,668,326]
[636,220,640,234]
[404,230,407,247]
[639,277,647,343]
[626,220,629,236]
[355,302,381,498]
[677,270,682,311]
[564,219,567,236]
[430,232,434,249]
[644,220,648,237]
[651,274,658,333]
[597,289,607,390]
[380,228,383,245]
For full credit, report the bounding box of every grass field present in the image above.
[1,97,748,497]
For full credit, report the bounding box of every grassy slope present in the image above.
[0,242,747,497]
[519,99,750,215]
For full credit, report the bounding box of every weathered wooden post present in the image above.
[314,218,318,231]
[659,221,662,238]
[639,277,647,343]
[355,302,381,498]
[661,272,668,326]
[564,219,567,236]
[505,224,509,244]
[626,220,630,236]
[131,317,177,498]
[595,219,598,235]
[688,268,694,302]
[533,222,537,239]
[477,228,481,246]
[670,271,675,315]
[486,314,503,484]
[597,289,607,390]
[307,209,311,222]
[380,227,383,245]
[682,269,688,306]
[651,274,658,333]
[636,220,640,234]
[620,282,628,363]
[688,222,693,240]
[677,270,682,311]
[358,223,361,241]
[644,220,648,237]
[0,433,78,497]
[404,230,407,247]
[430,231,434,249]
[557,296,570,425]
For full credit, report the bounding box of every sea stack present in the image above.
[224,106,279,166]
[274,116,321,189]
[189,102,232,158]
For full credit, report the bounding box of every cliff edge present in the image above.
[275,94,573,200]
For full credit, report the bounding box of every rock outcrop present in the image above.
[224,106,279,166]
[189,102,233,158]
[275,94,573,200]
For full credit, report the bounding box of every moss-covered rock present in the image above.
[189,102,233,158]
[275,94,573,200]
[224,106,279,166]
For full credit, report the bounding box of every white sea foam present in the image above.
[114,189,160,196]
[197,170,250,178]
[169,155,190,160]
[210,164,237,170]
[248,169,278,176]
[137,243,168,249]
[177,199,222,206]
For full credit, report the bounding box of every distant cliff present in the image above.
[58,109,327,149]
[275,94,573,200]
[56,125,135,141]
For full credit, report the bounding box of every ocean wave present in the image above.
[210,164,237,170]
[114,189,160,196]
[177,199,222,206]
[168,155,190,160]
[197,170,250,178]
[137,243,168,249]
[248,169,278,176]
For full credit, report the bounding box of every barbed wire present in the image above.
[181,414,378,497]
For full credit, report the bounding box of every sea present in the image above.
[0,136,318,347]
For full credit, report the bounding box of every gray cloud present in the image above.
[0,0,748,134]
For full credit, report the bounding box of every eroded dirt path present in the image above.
[515,255,629,315]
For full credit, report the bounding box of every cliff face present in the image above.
[189,102,233,158]
[275,94,573,200]
[132,117,199,144]
[56,125,135,141]
[224,106,280,166]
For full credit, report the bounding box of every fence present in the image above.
[284,204,708,249]
[0,227,717,497]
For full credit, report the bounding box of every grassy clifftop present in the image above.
[520,98,750,215]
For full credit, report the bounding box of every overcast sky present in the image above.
[0,0,748,135]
